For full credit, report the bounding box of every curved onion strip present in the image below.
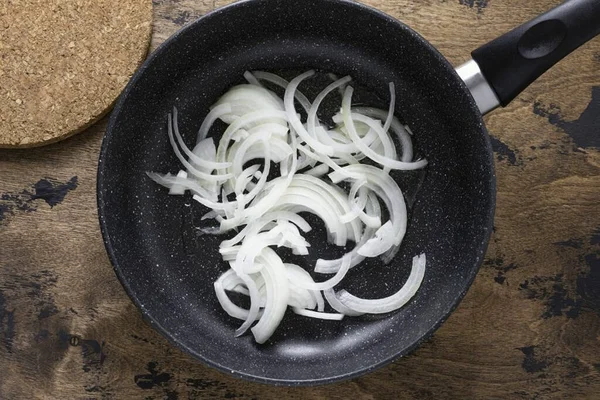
[285,71,334,155]
[290,175,362,242]
[191,193,238,212]
[303,163,330,177]
[197,103,232,142]
[307,76,352,142]
[232,268,263,337]
[231,129,249,142]
[275,191,346,245]
[215,85,284,113]
[284,264,321,308]
[315,191,381,274]
[335,254,426,314]
[251,248,290,344]
[289,287,316,310]
[234,164,261,195]
[151,71,429,344]
[353,107,413,162]
[341,87,427,170]
[339,179,368,224]
[220,211,311,249]
[252,71,312,113]
[167,113,234,182]
[292,254,351,291]
[244,71,262,86]
[146,172,217,201]
[293,308,344,320]
[190,138,220,195]
[231,133,272,201]
[214,270,264,320]
[297,144,353,178]
[383,82,395,132]
[323,289,364,316]
[229,285,250,295]
[344,113,397,161]
[313,290,325,312]
[215,109,287,170]
[172,108,231,170]
[219,133,298,232]
[329,164,408,255]
[227,137,292,166]
[235,224,310,274]
[340,182,381,229]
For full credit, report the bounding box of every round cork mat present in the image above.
[0,0,153,148]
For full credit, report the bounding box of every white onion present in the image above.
[167,113,234,183]
[353,107,413,162]
[307,76,352,143]
[252,71,312,113]
[172,108,231,170]
[146,172,218,202]
[341,87,427,171]
[284,71,334,156]
[250,248,290,344]
[197,103,232,142]
[315,190,381,274]
[168,170,188,195]
[333,254,426,314]
[292,254,351,291]
[244,71,262,87]
[303,163,330,177]
[149,71,428,344]
[292,308,344,320]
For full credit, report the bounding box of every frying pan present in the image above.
[97,0,600,385]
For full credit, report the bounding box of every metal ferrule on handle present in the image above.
[455,60,500,115]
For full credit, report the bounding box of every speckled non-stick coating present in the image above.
[97,0,495,386]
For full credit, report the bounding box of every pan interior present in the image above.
[98,0,494,385]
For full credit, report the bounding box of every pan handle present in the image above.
[456,0,600,115]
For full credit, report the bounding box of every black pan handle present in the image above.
[463,0,600,113]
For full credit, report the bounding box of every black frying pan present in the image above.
[97,0,600,385]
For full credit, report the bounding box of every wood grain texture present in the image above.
[0,0,153,148]
[1,0,599,398]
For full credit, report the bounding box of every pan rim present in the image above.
[97,0,496,386]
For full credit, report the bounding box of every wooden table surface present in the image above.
[1,0,599,398]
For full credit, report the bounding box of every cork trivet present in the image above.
[0,0,153,148]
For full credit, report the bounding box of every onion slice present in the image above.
[334,254,426,314]
[150,71,429,344]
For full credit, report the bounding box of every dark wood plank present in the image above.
[1,0,599,398]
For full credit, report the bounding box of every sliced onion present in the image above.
[167,113,234,183]
[303,163,330,177]
[293,254,351,291]
[353,107,413,162]
[334,254,426,314]
[307,76,352,143]
[292,308,344,320]
[168,170,188,195]
[146,172,218,201]
[341,87,427,170]
[323,289,364,316]
[315,191,381,274]
[197,103,232,142]
[244,71,262,86]
[151,71,429,344]
[214,270,264,321]
[252,71,312,113]
[285,70,334,156]
[173,108,231,170]
[329,164,408,256]
[251,248,290,344]
[220,211,311,249]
